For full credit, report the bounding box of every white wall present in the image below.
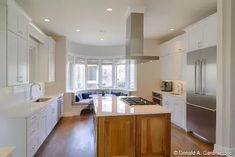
[131,39,161,100]
[131,61,161,100]
[67,40,125,57]
[0,84,44,113]
[215,0,235,155]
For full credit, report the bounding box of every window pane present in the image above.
[74,63,85,89]
[116,64,126,88]
[102,64,112,87]
[129,61,136,89]
[87,64,99,89]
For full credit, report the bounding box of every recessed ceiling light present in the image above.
[44,18,50,22]
[170,28,175,31]
[106,8,113,12]
[100,38,104,41]
[76,29,81,32]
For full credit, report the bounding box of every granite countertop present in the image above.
[0,94,63,118]
[0,147,15,157]
[94,96,170,117]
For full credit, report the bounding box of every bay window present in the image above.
[66,55,137,91]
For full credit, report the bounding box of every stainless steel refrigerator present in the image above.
[186,46,216,144]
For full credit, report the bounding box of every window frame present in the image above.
[66,54,137,91]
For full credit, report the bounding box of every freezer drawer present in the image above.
[186,103,216,143]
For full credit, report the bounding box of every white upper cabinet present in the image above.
[48,37,56,82]
[7,31,18,85]
[7,31,29,86]
[7,3,30,39]
[185,13,217,52]
[160,34,187,80]
[6,0,30,86]
[0,3,7,87]
[38,36,56,82]
[160,34,187,57]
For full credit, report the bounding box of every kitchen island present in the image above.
[94,96,171,157]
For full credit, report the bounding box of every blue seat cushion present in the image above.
[121,93,128,96]
[111,91,121,96]
[82,92,92,99]
[75,93,83,102]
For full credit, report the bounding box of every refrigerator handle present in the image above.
[194,61,197,94]
[201,59,206,95]
[199,60,203,95]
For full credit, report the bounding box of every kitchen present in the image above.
[0,0,235,157]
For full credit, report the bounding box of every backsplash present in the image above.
[172,80,186,95]
[0,83,45,112]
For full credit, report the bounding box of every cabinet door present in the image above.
[174,35,187,53]
[7,31,18,86]
[18,13,29,39]
[174,99,185,128]
[188,27,203,52]
[136,115,171,157]
[39,109,47,146]
[18,37,28,83]
[203,14,217,48]
[97,116,135,157]
[46,105,52,135]
[7,5,18,33]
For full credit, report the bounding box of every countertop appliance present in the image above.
[186,46,216,144]
[121,97,155,106]
[161,81,173,92]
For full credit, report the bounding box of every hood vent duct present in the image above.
[125,12,159,62]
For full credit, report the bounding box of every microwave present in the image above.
[161,81,173,92]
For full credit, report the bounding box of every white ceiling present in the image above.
[16,0,217,46]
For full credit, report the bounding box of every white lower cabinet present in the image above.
[27,100,59,157]
[162,95,186,130]
[0,96,62,157]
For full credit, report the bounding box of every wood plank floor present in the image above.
[35,117,215,157]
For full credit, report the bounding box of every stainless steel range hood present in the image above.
[125,12,159,62]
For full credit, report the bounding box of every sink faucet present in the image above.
[30,83,42,100]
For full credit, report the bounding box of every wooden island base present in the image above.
[97,113,171,157]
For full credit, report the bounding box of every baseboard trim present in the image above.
[62,112,73,117]
[214,144,235,157]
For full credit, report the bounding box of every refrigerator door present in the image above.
[186,47,217,109]
[200,46,217,109]
[186,50,201,105]
[186,46,217,144]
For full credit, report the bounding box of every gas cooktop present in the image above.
[121,97,155,106]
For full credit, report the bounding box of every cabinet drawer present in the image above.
[27,114,39,136]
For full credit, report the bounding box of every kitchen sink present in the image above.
[34,97,51,103]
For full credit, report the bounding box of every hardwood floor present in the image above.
[35,117,214,157]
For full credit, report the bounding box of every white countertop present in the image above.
[94,96,170,117]
[0,147,15,157]
[0,94,63,118]
[153,90,186,99]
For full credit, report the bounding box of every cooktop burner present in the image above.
[121,97,155,106]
